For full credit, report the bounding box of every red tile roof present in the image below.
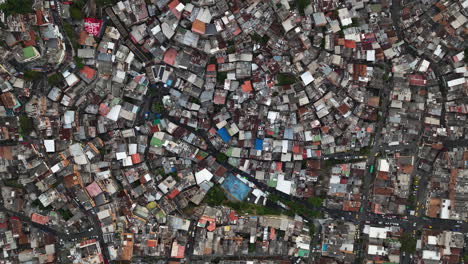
[167,188,180,199]
[131,153,141,164]
[192,19,206,34]
[408,74,427,86]
[163,48,178,66]
[80,66,96,80]
[344,40,356,48]
[206,64,216,72]
[241,80,253,93]
[31,213,49,225]
[85,182,103,197]
[229,211,238,222]
[147,240,157,247]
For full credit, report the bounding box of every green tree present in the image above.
[95,0,119,7]
[63,22,78,50]
[248,243,256,253]
[309,223,315,236]
[216,72,227,83]
[203,186,283,215]
[204,185,227,206]
[0,0,33,16]
[19,115,34,135]
[296,0,310,15]
[351,18,360,27]
[251,33,269,44]
[399,234,417,254]
[3,179,22,188]
[215,153,228,163]
[70,7,83,20]
[152,102,164,113]
[48,73,62,86]
[307,197,323,207]
[464,48,468,63]
[23,70,41,81]
[58,208,73,221]
[276,73,296,85]
[226,46,236,53]
[74,56,84,69]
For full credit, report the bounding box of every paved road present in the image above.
[353,63,393,260]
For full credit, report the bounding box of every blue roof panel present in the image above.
[217,128,231,142]
[255,138,263,150]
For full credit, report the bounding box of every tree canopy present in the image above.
[0,0,34,16]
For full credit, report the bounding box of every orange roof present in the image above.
[121,234,134,261]
[80,66,96,80]
[64,173,82,188]
[164,48,177,66]
[241,80,253,93]
[192,19,206,34]
[168,0,179,9]
[167,188,180,199]
[275,162,282,171]
[99,103,110,116]
[176,245,185,258]
[269,227,276,240]
[206,64,216,72]
[78,30,89,45]
[23,31,36,47]
[376,171,389,180]
[374,187,393,195]
[343,200,360,212]
[233,27,242,35]
[321,126,330,133]
[427,198,441,218]
[207,221,216,232]
[292,145,300,154]
[399,164,413,174]
[147,240,158,248]
[31,213,49,225]
[131,153,141,164]
[337,104,350,115]
[344,40,356,48]
[0,146,13,160]
[171,241,185,258]
[168,0,181,19]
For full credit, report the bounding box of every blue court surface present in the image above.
[221,175,251,201]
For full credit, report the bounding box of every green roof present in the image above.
[226,147,233,157]
[298,249,309,257]
[150,137,163,147]
[267,178,278,187]
[370,4,382,12]
[197,150,208,158]
[23,46,37,59]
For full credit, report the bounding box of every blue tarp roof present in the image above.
[217,128,231,142]
[255,138,263,150]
